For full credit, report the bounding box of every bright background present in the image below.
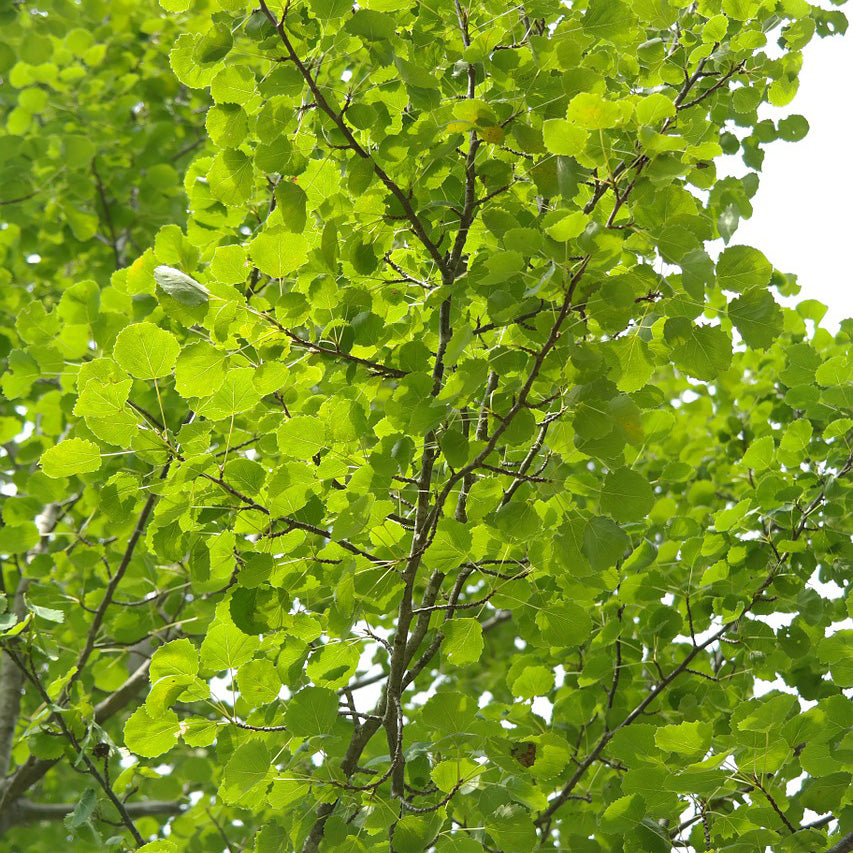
[718,25,853,821]
[723,24,852,332]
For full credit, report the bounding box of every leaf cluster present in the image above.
[0,0,851,852]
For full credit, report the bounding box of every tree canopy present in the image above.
[0,0,852,852]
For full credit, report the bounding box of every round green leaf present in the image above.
[728,287,783,349]
[443,618,484,666]
[113,322,180,379]
[284,686,338,736]
[175,341,227,398]
[600,467,655,522]
[40,438,101,479]
[208,149,254,205]
[124,706,180,757]
[716,245,772,292]
[249,227,309,277]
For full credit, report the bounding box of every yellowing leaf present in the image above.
[567,92,623,129]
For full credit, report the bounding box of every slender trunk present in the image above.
[0,578,29,778]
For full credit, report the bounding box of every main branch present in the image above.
[257,0,446,272]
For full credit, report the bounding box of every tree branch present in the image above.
[426,256,590,546]
[2,648,145,846]
[257,0,446,272]
[60,466,168,705]
[0,656,153,819]
[92,159,121,269]
[0,501,65,779]
[536,560,794,828]
[0,797,182,832]
[0,580,30,780]
[275,323,406,378]
[826,832,853,853]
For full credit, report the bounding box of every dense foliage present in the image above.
[1,0,851,852]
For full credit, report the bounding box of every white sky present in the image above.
[722,26,853,332]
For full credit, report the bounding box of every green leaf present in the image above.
[309,0,352,17]
[778,114,809,142]
[58,280,99,324]
[40,438,101,479]
[635,92,676,125]
[210,64,256,104]
[510,664,554,699]
[431,758,480,794]
[681,249,715,297]
[285,686,338,736]
[601,793,645,833]
[600,467,655,522]
[274,181,308,233]
[306,642,359,688]
[665,319,732,381]
[429,518,473,572]
[208,149,254,205]
[658,224,700,263]
[154,265,210,306]
[0,523,40,554]
[544,210,587,241]
[345,9,396,40]
[421,691,478,735]
[199,617,260,674]
[583,516,630,570]
[713,498,751,532]
[815,355,852,386]
[487,805,537,853]
[817,631,853,687]
[394,815,436,853]
[654,721,712,755]
[73,378,132,417]
[742,435,774,470]
[64,788,97,830]
[438,428,469,468]
[196,368,262,418]
[210,244,250,284]
[237,658,282,706]
[567,92,624,129]
[138,842,178,853]
[542,119,589,156]
[716,245,772,292]
[124,705,180,757]
[195,22,233,62]
[249,227,310,277]
[113,322,181,379]
[219,740,272,805]
[26,598,64,623]
[175,342,227,398]
[1,0,846,844]
[150,638,199,682]
[443,618,484,666]
[277,415,327,459]
[535,602,592,647]
[435,839,484,853]
[728,287,783,349]
[395,57,440,89]
[734,693,798,732]
[780,419,812,453]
